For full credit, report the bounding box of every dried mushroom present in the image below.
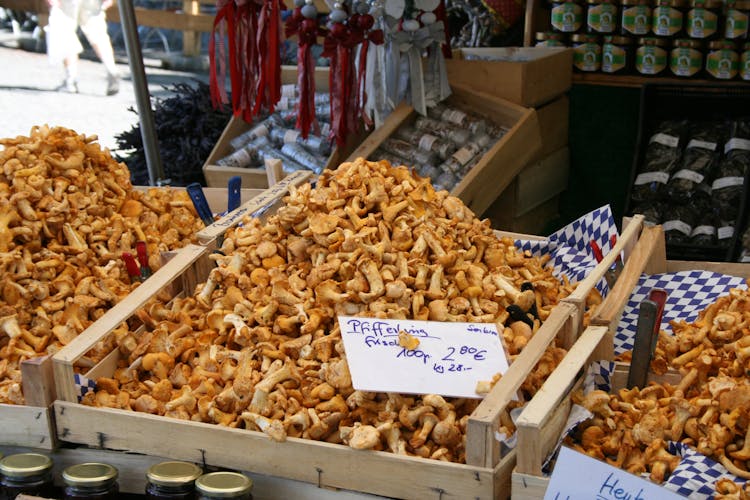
[0,125,205,404]
[84,158,598,463]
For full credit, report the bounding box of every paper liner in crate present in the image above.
[614,271,748,356]
[515,205,619,296]
[542,361,747,499]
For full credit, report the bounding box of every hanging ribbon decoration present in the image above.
[322,3,357,148]
[209,0,236,108]
[254,0,284,115]
[433,0,451,58]
[364,0,389,127]
[421,17,451,107]
[350,3,384,129]
[391,23,434,116]
[285,0,322,137]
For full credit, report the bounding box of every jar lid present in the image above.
[62,463,118,487]
[195,472,253,497]
[571,33,601,42]
[0,453,53,478]
[639,37,669,46]
[689,0,722,7]
[673,38,703,48]
[621,0,650,5]
[604,35,634,44]
[655,0,685,6]
[536,31,567,41]
[728,0,750,8]
[709,40,737,50]
[147,461,203,486]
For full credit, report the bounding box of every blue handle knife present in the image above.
[186,182,215,227]
[227,176,242,213]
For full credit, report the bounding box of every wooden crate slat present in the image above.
[0,404,55,449]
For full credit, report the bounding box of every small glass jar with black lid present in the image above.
[0,453,55,500]
[195,472,253,500]
[62,462,119,500]
[686,0,722,39]
[146,461,203,500]
[535,31,568,46]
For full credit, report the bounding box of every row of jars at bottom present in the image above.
[558,33,750,78]
[0,452,253,500]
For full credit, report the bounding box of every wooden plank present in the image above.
[666,260,750,277]
[52,244,209,402]
[20,355,56,407]
[514,326,608,475]
[345,103,414,162]
[493,451,516,500]
[0,404,55,449]
[512,470,550,499]
[195,170,314,246]
[54,402,497,500]
[572,72,750,88]
[514,148,569,216]
[530,96,569,163]
[465,302,577,468]
[181,0,201,56]
[105,6,214,33]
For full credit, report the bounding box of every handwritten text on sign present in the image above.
[338,316,509,398]
[544,447,683,500]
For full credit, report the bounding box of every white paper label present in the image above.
[725,137,750,153]
[687,138,718,151]
[444,109,467,125]
[338,316,509,398]
[649,133,679,148]
[671,169,704,184]
[281,84,297,98]
[284,129,301,144]
[544,447,683,500]
[634,171,670,185]
[276,96,291,111]
[691,225,715,237]
[662,219,692,235]
[452,147,475,166]
[418,134,438,151]
[741,252,750,263]
[712,176,745,190]
[719,226,735,239]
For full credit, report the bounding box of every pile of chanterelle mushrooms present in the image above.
[0,125,206,404]
[568,285,750,496]
[84,157,601,462]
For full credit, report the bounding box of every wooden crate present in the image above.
[528,95,569,164]
[445,48,572,108]
[202,67,364,189]
[511,224,750,499]
[345,84,542,216]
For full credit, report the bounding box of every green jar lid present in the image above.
[62,463,118,487]
[0,453,53,478]
[147,461,203,487]
[195,472,253,497]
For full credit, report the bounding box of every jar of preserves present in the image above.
[62,463,119,500]
[587,0,619,33]
[670,38,704,76]
[571,33,602,71]
[725,0,750,39]
[146,461,203,500]
[602,35,635,72]
[621,0,651,35]
[535,31,568,46]
[636,37,670,74]
[195,472,253,500]
[742,41,750,79]
[686,0,722,39]
[706,39,740,78]
[0,453,55,500]
[551,0,585,33]
[652,0,686,37]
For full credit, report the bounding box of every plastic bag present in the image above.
[45,7,83,65]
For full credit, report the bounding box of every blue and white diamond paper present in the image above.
[664,442,746,499]
[515,205,619,294]
[74,373,96,402]
[614,271,747,355]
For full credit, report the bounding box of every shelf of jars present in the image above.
[524,0,750,85]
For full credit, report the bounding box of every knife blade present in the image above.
[627,299,659,390]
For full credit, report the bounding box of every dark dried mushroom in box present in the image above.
[631,120,686,204]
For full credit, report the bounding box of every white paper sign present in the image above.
[544,447,683,500]
[338,316,509,398]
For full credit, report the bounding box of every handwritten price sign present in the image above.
[338,316,509,398]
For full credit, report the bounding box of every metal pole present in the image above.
[117,0,169,185]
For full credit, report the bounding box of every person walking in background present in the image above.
[45,0,120,95]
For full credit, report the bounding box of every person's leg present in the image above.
[58,53,79,92]
[80,4,120,95]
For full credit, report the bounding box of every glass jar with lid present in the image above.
[652,0,686,37]
[636,37,670,74]
[571,33,602,71]
[670,38,704,76]
[725,0,750,39]
[686,0,722,39]
[146,461,203,500]
[551,0,585,33]
[62,462,119,500]
[195,472,253,500]
[621,0,651,35]
[602,35,635,72]
[0,453,55,500]
[535,31,568,46]
[706,39,740,78]
[742,41,750,79]
[587,0,619,33]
